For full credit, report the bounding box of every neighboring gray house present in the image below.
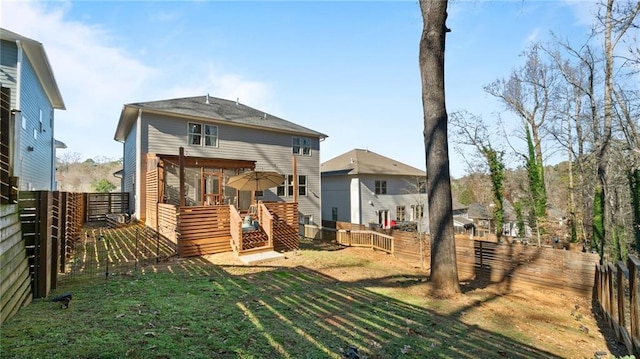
[321,149,429,232]
[0,28,66,193]
[113,95,327,227]
[453,202,494,237]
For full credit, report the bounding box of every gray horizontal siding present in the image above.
[141,113,322,224]
[17,55,54,190]
[320,175,352,222]
[0,40,18,109]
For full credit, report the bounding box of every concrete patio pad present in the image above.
[238,251,285,264]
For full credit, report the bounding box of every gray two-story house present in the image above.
[321,149,429,233]
[114,95,327,229]
[0,28,66,194]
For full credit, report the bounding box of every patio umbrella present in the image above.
[226,170,285,192]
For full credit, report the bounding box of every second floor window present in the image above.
[375,180,387,195]
[292,136,311,156]
[188,122,218,147]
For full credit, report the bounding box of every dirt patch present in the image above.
[202,240,626,358]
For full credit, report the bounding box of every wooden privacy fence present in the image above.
[595,256,640,356]
[1,191,84,324]
[1,204,30,324]
[178,205,231,257]
[85,192,129,222]
[17,191,84,297]
[337,229,599,296]
[264,201,299,252]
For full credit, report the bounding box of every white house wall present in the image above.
[122,120,137,214]
[320,175,351,222]
[349,177,361,224]
[139,112,322,225]
[360,174,429,232]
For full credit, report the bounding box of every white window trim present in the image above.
[277,174,307,197]
[188,122,219,148]
[292,136,311,156]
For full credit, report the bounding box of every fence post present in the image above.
[629,256,639,341]
[479,241,484,276]
[616,262,626,337]
[156,228,160,264]
[34,191,53,298]
[135,227,139,271]
[50,191,60,290]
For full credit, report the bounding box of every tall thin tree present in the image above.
[419,0,460,297]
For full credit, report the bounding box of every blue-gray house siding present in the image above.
[17,55,56,190]
[0,29,65,191]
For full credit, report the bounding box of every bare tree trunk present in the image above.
[419,0,460,297]
[599,0,616,259]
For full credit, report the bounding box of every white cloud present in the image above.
[162,65,277,114]
[1,1,274,161]
[562,0,599,28]
[525,27,541,45]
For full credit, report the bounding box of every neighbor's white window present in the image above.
[188,123,218,147]
[396,206,406,221]
[411,204,424,219]
[292,136,311,156]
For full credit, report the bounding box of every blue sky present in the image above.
[2,0,598,178]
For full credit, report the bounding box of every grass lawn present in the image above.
[0,233,622,359]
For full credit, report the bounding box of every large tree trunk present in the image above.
[419,0,460,298]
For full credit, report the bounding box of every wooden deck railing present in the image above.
[156,201,300,257]
[595,256,640,355]
[337,230,394,253]
[258,202,274,249]
[229,205,242,255]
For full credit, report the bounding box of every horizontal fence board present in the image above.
[0,267,32,323]
[0,204,32,324]
[338,227,599,296]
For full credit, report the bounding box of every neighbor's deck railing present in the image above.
[595,255,640,355]
[337,229,394,253]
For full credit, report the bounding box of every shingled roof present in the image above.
[115,95,327,141]
[321,149,425,176]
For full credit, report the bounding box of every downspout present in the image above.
[135,108,142,219]
[15,40,22,111]
[51,109,56,190]
[15,40,23,184]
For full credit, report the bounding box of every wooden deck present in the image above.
[148,201,299,258]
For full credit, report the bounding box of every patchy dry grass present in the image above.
[0,237,624,359]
